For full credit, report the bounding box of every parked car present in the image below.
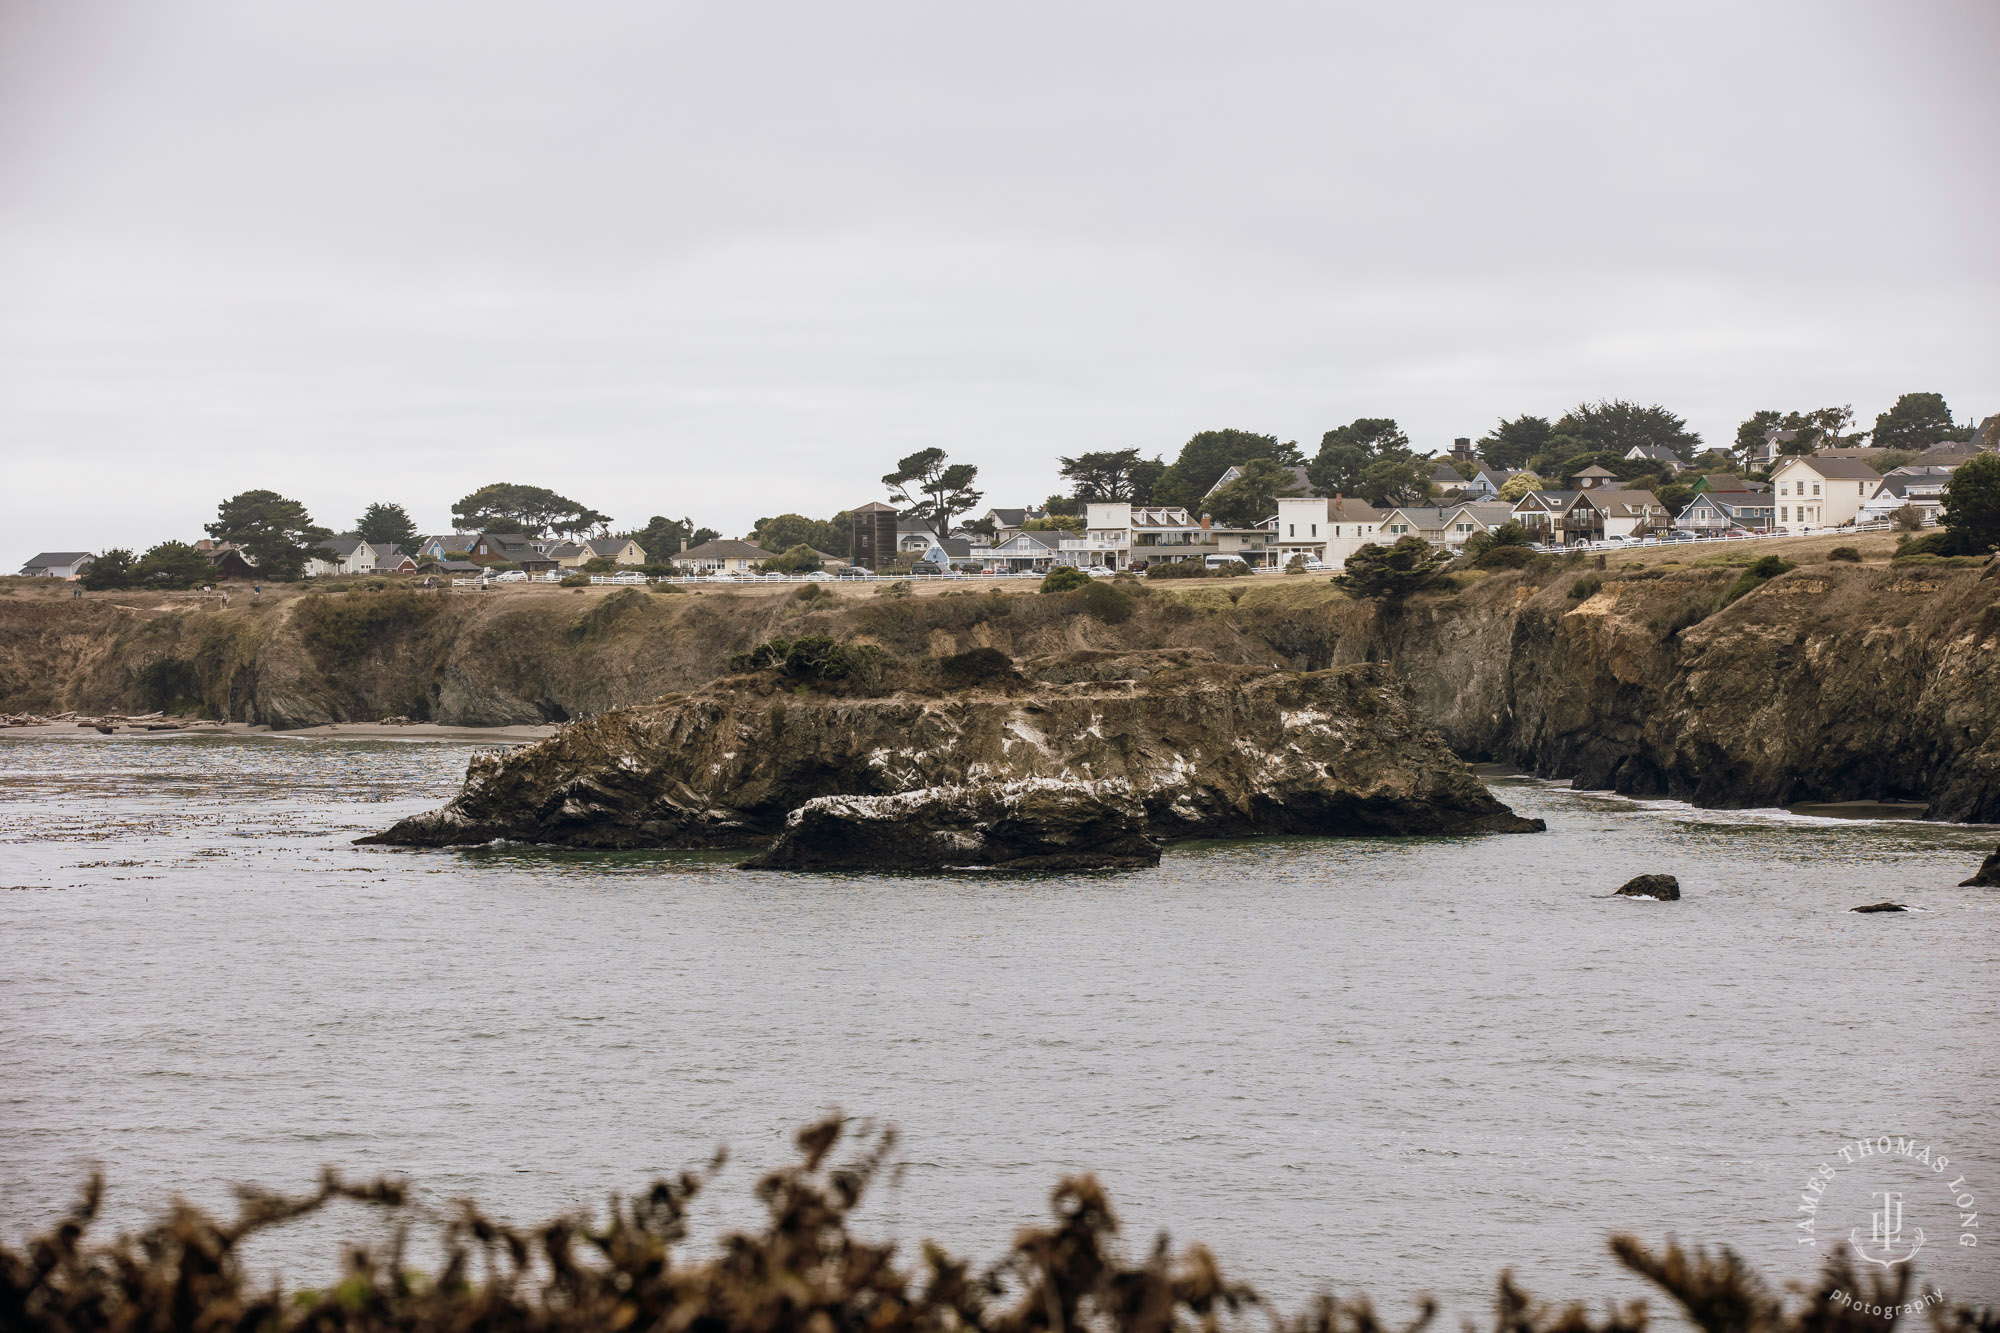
[493,570,528,583]
[910,560,942,575]
[1084,566,1114,577]
[836,567,870,580]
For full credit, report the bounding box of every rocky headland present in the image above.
[359,660,1542,853]
[6,536,1998,821]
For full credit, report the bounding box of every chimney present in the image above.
[679,535,688,552]
[1199,513,1212,530]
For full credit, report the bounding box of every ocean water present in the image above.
[2,734,1996,1315]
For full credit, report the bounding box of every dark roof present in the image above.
[1625,442,1682,461]
[1780,456,1880,480]
[681,538,777,560]
[986,508,1028,527]
[1571,465,1619,478]
[1204,463,1312,498]
[20,551,93,568]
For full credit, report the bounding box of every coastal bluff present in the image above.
[360,662,1543,850]
[6,535,1999,821]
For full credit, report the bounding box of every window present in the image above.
[1310,524,1317,536]
[1812,484,1821,496]
[1781,507,1789,522]
[1288,523,1294,536]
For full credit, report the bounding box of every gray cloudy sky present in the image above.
[2,1,1996,555]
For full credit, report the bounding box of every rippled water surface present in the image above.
[3,734,1997,1312]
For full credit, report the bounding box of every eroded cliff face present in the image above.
[361,662,1542,848]
[6,556,1999,820]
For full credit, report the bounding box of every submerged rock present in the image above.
[1613,874,1681,900]
[360,662,1543,851]
[739,779,1160,871]
[1850,902,1910,913]
[1960,844,2000,887]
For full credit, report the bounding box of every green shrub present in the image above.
[650,581,685,594]
[1334,537,1452,600]
[936,647,1016,687]
[1040,566,1090,594]
[1568,575,1603,600]
[1473,544,1537,571]
[1889,552,1988,568]
[81,549,137,591]
[761,544,825,574]
[1722,555,1795,605]
[1144,559,1208,579]
[792,582,831,606]
[133,541,214,590]
[1826,546,1861,563]
[727,635,890,688]
[1211,560,1252,578]
[1463,521,1532,561]
[560,573,591,587]
[582,556,620,574]
[1076,580,1134,623]
[1894,531,1953,558]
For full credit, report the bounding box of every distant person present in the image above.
[72,585,83,600]
[252,583,261,598]
[220,591,229,608]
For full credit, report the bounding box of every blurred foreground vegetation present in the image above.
[5,1119,1993,1333]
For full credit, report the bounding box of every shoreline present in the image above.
[1,718,558,743]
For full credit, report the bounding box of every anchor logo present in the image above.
[1851,1191,1925,1267]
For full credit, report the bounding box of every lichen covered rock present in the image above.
[738,779,1160,871]
[360,662,1543,850]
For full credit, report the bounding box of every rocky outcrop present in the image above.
[1961,845,2000,887]
[738,780,1161,871]
[1613,874,1681,901]
[1851,902,1910,913]
[361,662,1543,850]
[14,551,2000,824]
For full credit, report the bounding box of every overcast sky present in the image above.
[2,1,1996,555]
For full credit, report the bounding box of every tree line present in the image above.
[81,484,726,590]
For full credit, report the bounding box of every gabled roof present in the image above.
[317,536,371,557]
[849,501,900,514]
[369,544,409,563]
[19,551,93,572]
[1450,501,1518,524]
[979,531,1060,553]
[1571,465,1619,479]
[583,537,641,556]
[1204,463,1313,499]
[985,508,1029,527]
[1625,442,1682,461]
[1595,490,1663,518]
[1774,455,1880,480]
[681,538,777,561]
